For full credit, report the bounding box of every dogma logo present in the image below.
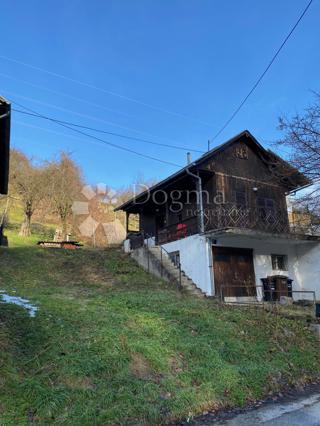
[72,184,125,243]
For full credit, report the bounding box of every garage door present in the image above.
[212,246,256,298]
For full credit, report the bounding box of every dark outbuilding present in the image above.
[0,96,11,195]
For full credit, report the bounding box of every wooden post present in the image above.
[126,212,129,236]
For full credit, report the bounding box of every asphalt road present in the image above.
[213,393,320,425]
[184,389,320,425]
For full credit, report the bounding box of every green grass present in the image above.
[0,233,320,425]
[5,224,55,248]
[7,203,24,224]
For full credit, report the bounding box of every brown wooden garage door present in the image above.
[212,246,256,298]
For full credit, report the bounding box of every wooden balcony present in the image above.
[157,206,293,245]
[157,216,199,245]
[134,206,319,247]
[204,205,291,234]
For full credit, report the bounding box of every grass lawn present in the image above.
[0,231,320,425]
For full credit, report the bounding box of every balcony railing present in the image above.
[157,216,198,245]
[204,205,291,234]
[146,206,320,246]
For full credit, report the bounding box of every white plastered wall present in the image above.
[162,234,320,299]
[125,234,320,300]
[213,236,320,300]
[162,234,213,295]
[293,243,320,299]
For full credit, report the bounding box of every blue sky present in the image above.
[1,0,319,188]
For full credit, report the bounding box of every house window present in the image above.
[258,197,275,210]
[271,254,287,271]
[257,197,276,221]
[234,190,247,208]
[169,251,180,267]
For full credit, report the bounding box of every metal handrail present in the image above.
[219,283,316,304]
[143,231,182,290]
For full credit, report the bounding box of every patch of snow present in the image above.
[0,292,38,317]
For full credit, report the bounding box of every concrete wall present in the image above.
[130,246,180,287]
[124,239,131,253]
[124,234,320,300]
[162,234,213,295]
[252,243,319,300]
[294,243,320,299]
[215,237,292,276]
[213,236,320,300]
[163,234,320,300]
[211,237,296,300]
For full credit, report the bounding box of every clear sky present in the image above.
[1,0,319,189]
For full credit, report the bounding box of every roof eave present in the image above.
[115,130,252,212]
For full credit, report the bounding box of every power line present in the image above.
[12,121,97,149]
[0,71,138,120]
[13,120,121,148]
[0,54,214,128]
[210,0,313,144]
[9,104,320,187]
[3,89,190,146]
[13,108,204,154]
[14,119,191,157]
[15,120,136,154]
[10,100,184,168]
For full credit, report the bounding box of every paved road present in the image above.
[189,392,320,425]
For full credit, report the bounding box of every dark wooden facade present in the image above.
[116,131,309,244]
[0,96,11,195]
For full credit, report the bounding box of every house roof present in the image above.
[0,96,11,195]
[115,130,310,212]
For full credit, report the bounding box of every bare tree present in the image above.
[10,149,49,236]
[47,153,83,239]
[277,93,320,231]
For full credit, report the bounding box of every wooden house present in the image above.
[116,131,320,301]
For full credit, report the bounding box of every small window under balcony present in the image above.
[271,254,288,271]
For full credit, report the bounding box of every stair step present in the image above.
[166,266,179,273]
[164,264,177,269]
[163,260,175,266]
[183,286,202,295]
[182,281,194,287]
[144,246,204,298]
[181,280,196,288]
[183,285,195,292]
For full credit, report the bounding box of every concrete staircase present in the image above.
[148,245,205,298]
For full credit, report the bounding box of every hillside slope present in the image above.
[0,234,320,425]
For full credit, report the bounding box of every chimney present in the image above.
[187,152,192,165]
